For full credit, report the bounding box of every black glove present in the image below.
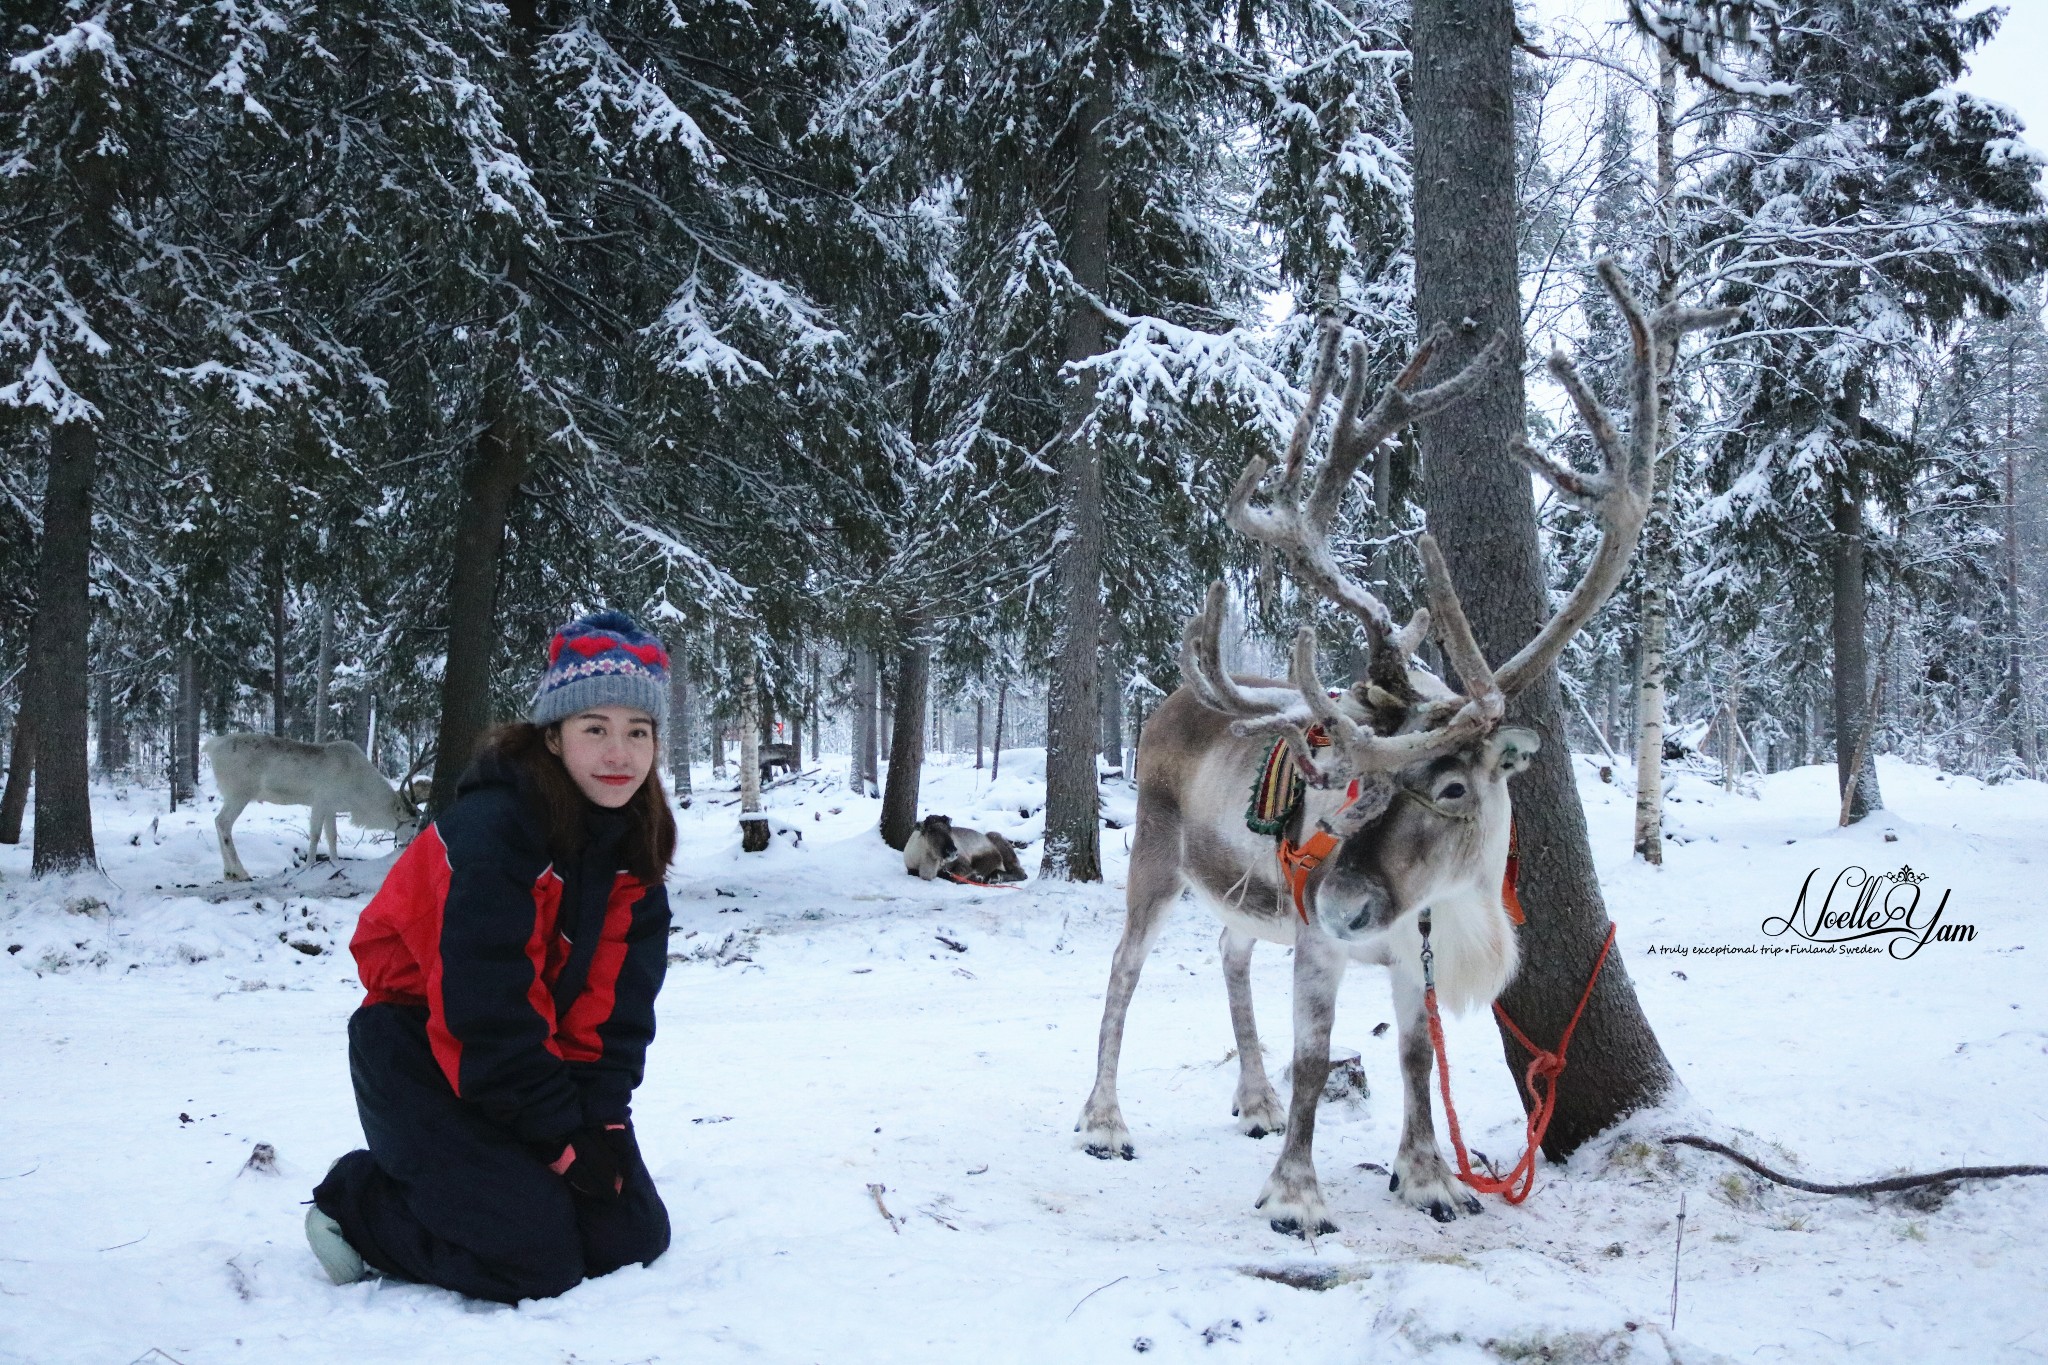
[548,1125,626,1202]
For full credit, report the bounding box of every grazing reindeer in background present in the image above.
[204,734,422,881]
[1077,263,1733,1236]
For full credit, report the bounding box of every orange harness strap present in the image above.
[1422,899,1617,1205]
[1276,777,1360,922]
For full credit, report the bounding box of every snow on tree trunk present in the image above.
[32,417,97,876]
[739,648,769,853]
[879,636,928,851]
[1831,471,1882,821]
[1040,60,1113,884]
[1413,0,1674,1157]
[427,314,530,816]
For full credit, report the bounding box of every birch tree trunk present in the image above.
[1413,0,1674,1156]
[1040,58,1113,883]
[1631,51,1681,864]
[739,648,768,852]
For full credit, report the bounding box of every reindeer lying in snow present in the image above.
[1077,263,1732,1236]
[204,734,420,881]
[904,814,1026,883]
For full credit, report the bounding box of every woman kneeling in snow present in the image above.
[306,612,677,1303]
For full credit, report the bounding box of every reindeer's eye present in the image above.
[1439,782,1467,800]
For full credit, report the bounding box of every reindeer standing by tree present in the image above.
[1077,263,1731,1236]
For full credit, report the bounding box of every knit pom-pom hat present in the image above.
[531,611,669,729]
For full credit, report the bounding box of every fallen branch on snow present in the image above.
[1661,1135,2048,1195]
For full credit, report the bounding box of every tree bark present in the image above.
[809,649,822,766]
[427,285,531,814]
[31,418,97,875]
[975,695,985,769]
[1041,58,1115,882]
[1831,467,1882,820]
[1412,0,1674,1156]
[879,634,928,850]
[739,647,769,852]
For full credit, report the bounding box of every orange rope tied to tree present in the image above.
[1419,839,1617,1205]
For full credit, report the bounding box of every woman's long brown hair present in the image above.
[476,721,677,885]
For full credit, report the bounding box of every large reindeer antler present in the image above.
[1183,261,1735,787]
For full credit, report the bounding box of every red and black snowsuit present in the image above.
[313,752,672,1303]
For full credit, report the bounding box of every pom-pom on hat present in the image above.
[531,611,669,729]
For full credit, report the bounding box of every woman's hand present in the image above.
[548,1123,630,1200]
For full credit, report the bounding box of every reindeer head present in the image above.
[1182,262,1733,943]
[915,813,959,862]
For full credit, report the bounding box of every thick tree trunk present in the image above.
[1041,60,1115,882]
[879,635,928,850]
[739,648,768,852]
[313,600,335,743]
[1412,0,1674,1156]
[428,309,530,814]
[1831,471,1882,820]
[31,418,97,875]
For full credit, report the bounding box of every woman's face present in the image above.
[546,707,658,808]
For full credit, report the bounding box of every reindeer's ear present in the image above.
[1488,727,1541,776]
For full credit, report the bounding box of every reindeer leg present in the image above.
[308,806,332,864]
[323,810,340,863]
[215,799,251,881]
[1255,921,1345,1237]
[1220,927,1285,1138]
[1076,834,1181,1160]
[1389,962,1483,1222]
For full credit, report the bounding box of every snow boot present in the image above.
[305,1206,369,1285]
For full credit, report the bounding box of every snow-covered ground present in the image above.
[1,749,2044,1364]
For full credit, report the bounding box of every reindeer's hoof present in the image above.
[1232,1089,1287,1139]
[1256,1172,1333,1238]
[1267,1215,1339,1239]
[1392,1150,1480,1221]
[1077,1111,1134,1161]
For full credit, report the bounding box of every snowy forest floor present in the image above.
[1,749,2044,1365]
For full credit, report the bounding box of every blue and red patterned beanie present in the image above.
[531,611,669,729]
